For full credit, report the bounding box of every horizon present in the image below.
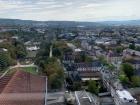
[0,0,140,21]
[1,18,140,23]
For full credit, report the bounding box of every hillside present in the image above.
[0,18,140,27]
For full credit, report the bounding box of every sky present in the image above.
[0,0,139,21]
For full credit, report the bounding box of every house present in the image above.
[0,48,8,52]
[26,46,40,51]
[107,50,122,64]
[74,61,102,72]
[135,39,140,47]
[74,48,82,52]
[63,54,75,64]
[11,36,19,40]
[127,60,140,70]
[95,39,104,45]
[96,50,106,57]
[78,71,101,81]
[81,40,92,51]
[123,49,140,57]
[0,38,7,43]
[74,60,102,81]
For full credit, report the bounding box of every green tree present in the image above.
[131,76,140,87]
[121,63,134,80]
[116,46,124,54]
[108,64,115,71]
[99,56,108,65]
[85,56,93,63]
[73,82,82,90]
[63,47,73,54]
[0,42,16,59]
[0,52,11,70]
[14,42,27,59]
[129,43,135,50]
[52,48,62,58]
[44,57,64,89]
[119,74,129,85]
[88,80,99,95]
[136,46,140,51]
[49,73,62,89]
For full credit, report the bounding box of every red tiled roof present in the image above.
[0,70,46,105]
[0,75,13,93]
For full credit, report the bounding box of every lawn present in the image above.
[21,67,38,75]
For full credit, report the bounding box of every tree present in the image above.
[108,64,115,71]
[117,40,121,45]
[85,56,93,63]
[16,48,26,58]
[119,74,129,85]
[75,53,93,63]
[14,41,27,59]
[136,46,140,51]
[88,80,99,95]
[49,73,62,89]
[52,48,62,58]
[99,56,108,65]
[121,63,134,80]
[131,76,140,87]
[73,82,82,90]
[116,46,124,54]
[0,52,11,70]
[129,43,135,50]
[63,47,73,54]
[44,57,64,89]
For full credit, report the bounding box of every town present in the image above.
[0,20,140,105]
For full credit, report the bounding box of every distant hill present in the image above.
[100,20,140,26]
[0,18,140,27]
[0,19,45,26]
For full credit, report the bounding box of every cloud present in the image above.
[0,0,139,21]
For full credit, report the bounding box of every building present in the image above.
[107,50,122,64]
[81,40,92,51]
[74,61,102,81]
[74,61,102,72]
[0,48,8,52]
[123,49,140,57]
[26,46,40,51]
[0,70,47,105]
[127,60,140,70]
[63,54,75,64]
[102,67,137,105]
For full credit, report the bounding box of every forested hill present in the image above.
[0,18,140,27]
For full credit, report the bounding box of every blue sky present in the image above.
[0,0,139,21]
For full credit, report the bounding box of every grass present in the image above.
[0,69,7,74]
[1,67,38,77]
[21,67,38,75]
[8,68,20,75]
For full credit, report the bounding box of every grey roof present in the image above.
[128,60,140,64]
[74,60,102,68]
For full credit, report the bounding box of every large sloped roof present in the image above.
[0,70,46,105]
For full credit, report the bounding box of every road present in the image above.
[47,92,65,105]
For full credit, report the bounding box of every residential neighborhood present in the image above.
[0,0,140,105]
